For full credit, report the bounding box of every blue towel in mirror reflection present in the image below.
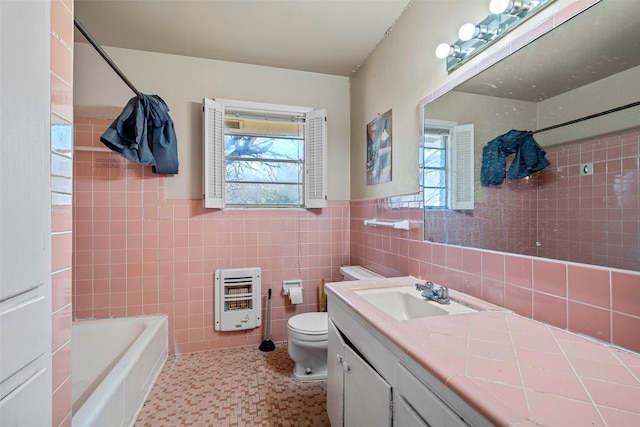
[480,130,549,186]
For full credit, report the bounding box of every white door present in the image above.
[327,320,345,426]
[0,1,52,425]
[343,345,392,426]
[393,393,430,427]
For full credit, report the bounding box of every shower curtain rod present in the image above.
[74,17,143,100]
[532,100,640,134]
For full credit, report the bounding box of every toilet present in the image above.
[286,266,383,382]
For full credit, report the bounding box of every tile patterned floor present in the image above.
[135,343,329,426]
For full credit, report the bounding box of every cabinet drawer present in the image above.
[0,368,48,426]
[0,295,46,384]
[396,363,468,427]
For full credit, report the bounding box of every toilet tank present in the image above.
[339,265,384,281]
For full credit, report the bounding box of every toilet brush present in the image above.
[259,288,276,352]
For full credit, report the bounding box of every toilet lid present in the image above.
[288,312,328,335]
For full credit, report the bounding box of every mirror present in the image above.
[423,0,640,271]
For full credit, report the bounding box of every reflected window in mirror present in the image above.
[419,0,640,271]
[422,120,474,213]
[423,124,448,209]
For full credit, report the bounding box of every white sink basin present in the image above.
[355,286,477,320]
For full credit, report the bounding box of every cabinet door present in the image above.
[343,345,392,427]
[0,1,51,424]
[394,393,430,427]
[327,320,345,427]
[397,363,469,427]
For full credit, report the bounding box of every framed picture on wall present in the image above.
[366,109,392,185]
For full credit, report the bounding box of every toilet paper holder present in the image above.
[282,279,303,295]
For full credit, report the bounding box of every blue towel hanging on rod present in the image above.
[480,130,549,186]
[100,94,179,175]
[75,17,179,174]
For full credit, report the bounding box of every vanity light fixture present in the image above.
[436,0,554,72]
[489,0,533,15]
[435,43,462,59]
[458,23,491,41]
[489,0,511,14]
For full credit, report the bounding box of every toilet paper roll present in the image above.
[289,287,303,304]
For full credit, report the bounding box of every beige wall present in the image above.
[349,0,488,200]
[74,43,351,200]
[536,64,640,146]
[349,0,589,200]
[424,64,640,150]
[426,91,537,203]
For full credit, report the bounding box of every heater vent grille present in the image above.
[226,300,251,311]
[226,284,251,294]
[214,268,261,331]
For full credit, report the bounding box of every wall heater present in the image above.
[214,267,261,331]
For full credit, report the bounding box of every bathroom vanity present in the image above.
[326,277,640,426]
[327,281,491,426]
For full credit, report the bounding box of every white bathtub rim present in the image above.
[72,321,146,412]
[72,314,168,427]
[127,346,167,427]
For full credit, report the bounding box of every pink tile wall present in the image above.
[51,0,73,425]
[351,138,640,353]
[538,131,640,270]
[424,178,539,257]
[73,118,639,356]
[73,118,350,353]
[423,129,640,270]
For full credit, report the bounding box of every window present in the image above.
[203,98,327,208]
[422,120,474,210]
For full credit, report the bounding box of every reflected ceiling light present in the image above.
[436,0,553,72]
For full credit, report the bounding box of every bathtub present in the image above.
[71,315,168,427]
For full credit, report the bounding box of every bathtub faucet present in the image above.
[415,281,450,304]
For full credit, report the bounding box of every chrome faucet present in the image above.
[415,281,450,304]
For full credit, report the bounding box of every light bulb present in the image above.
[489,0,511,14]
[435,43,451,59]
[458,23,476,41]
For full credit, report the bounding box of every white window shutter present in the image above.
[449,124,474,210]
[203,98,225,208]
[305,109,328,208]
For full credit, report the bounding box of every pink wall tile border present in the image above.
[51,0,74,423]
[533,259,567,297]
[73,120,351,353]
[350,189,640,351]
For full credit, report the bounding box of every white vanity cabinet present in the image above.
[327,319,344,426]
[327,292,490,427]
[327,319,392,427]
[393,392,430,427]
[395,362,468,427]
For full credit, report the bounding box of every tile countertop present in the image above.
[325,276,640,427]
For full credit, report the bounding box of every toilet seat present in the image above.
[287,312,328,342]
